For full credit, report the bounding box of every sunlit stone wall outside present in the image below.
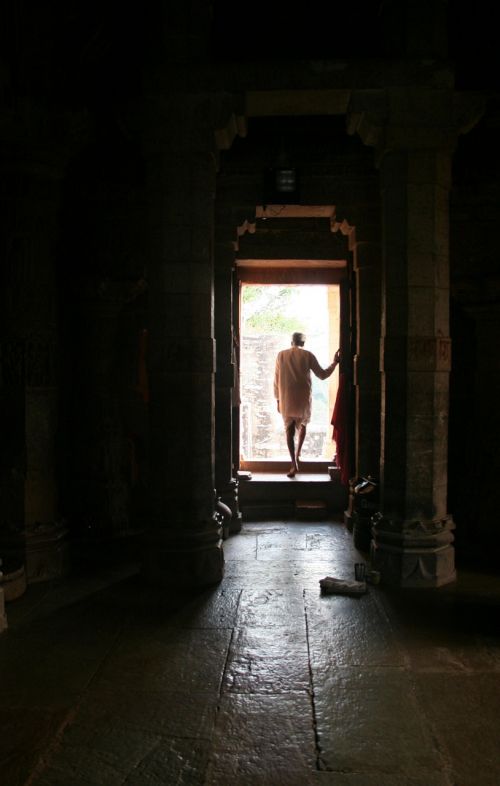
[239,285,340,462]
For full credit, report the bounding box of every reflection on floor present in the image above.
[1,520,500,785]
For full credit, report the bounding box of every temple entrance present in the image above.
[236,261,346,474]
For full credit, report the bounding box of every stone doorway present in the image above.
[235,259,348,479]
[239,281,340,466]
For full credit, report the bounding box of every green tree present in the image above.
[242,285,306,335]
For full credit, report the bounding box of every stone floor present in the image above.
[1,519,500,786]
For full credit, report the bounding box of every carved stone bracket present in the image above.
[214,94,247,151]
[347,88,487,162]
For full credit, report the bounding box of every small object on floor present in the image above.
[319,575,367,596]
[366,569,381,585]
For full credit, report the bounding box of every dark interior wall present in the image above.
[448,103,500,563]
[56,131,149,542]
[1,0,499,567]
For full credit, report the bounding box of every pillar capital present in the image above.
[137,91,246,161]
[140,92,223,588]
[347,88,486,162]
[358,86,469,588]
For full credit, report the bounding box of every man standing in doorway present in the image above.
[274,331,340,477]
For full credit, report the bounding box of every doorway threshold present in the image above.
[237,465,348,520]
[244,472,333,482]
[239,460,334,475]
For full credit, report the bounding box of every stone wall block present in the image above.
[354,354,380,386]
[382,336,407,372]
[156,261,213,295]
[407,286,438,336]
[385,288,410,335]
[152,292,213,338]
[191,227,213,266]
[158,228,195,264]
[407,372,442,414]
[405,338,451,372]
[435,286,450,334]
[407,187,439,251]
[149,336,216,376]
[407,252,436,287]
[406,412,435,442]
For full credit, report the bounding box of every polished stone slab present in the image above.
[1,519,499,786]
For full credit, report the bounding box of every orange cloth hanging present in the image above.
[331,372,350,485]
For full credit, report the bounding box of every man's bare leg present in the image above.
[296,424,306,468]
[286,422,298,477]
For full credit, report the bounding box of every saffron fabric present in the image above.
[274,346,335,423]
[331,371,350,485]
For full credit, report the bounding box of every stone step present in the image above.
[295,499,328,520]
[238,473,348,515]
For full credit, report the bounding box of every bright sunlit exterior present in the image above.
[240,283,340,463]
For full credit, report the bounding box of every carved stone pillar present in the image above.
[214,241,242,534]
[0,143,68,584]
[24,331,68,582]
[348,88,485,587]
[140,95,224,587]
[353,240,382,479]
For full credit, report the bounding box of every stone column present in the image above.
[214,240,242,535]
[348,88,483,587]
[353,240,382,479]
[140,96,224,587]
[0,141,68,585]
[24,330,68,582]
[348,240,382,547]
[374,145,456,587]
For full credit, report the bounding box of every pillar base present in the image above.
[1,564,27,601]
[0,522,69,585]
[26,522,70,583]
[142,523,224,589]
[219,479,242,535]
[370,514,456,588]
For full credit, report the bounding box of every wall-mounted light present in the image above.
[263,164,300,205]
[275,167,296,193]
